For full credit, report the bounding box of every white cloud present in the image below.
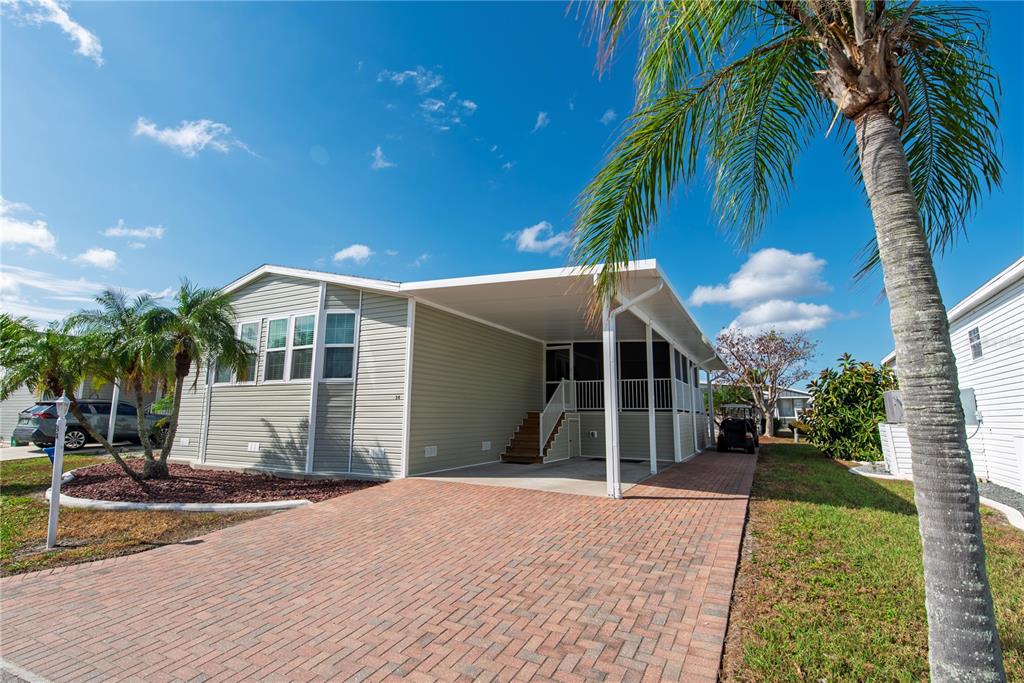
[5,0,103,66]
[461,100,478,114]
[370,145,396,170]
[127,241,146,249]
[0,196,57,253]
[333,244,374,265]
[412,253,429,267]
[133,117,252,158]
[489,144,498,153]
[729,300,838,334]
[600,108,617,125]
[690,248,831,307]
[420,98,445,113]
[502,161,515,171]
[505,221,573,256]
[532,111,550,133]
[0,264,174,323]
[74,247,118,269]
[377,66,443,94]
[385,249,399,257]
[102,219,165,240]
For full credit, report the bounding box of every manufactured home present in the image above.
[169,261,725,497]
[879,256,1024,494]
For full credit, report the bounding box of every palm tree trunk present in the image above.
[67,395,147,488]
[856,104,1005,681]
[131,379,167,479]
[157,371,188,469]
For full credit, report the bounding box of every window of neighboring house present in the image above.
[289,314,316,380]
[238,321,261,382]
[264,318,289,381]
[323,312,356,379]
[969,327,983,359]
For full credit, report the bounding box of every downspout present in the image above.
[603,281,664,499]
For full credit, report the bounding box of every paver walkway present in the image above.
[0,451,756,682]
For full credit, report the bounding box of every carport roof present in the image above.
[222,260,725,370]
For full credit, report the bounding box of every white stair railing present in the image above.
[539,379,574,452]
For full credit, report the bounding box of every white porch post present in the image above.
[645,324,657,475]
[107,380,120,444]
[706,370,716,444]
[690,362,700,453]
[602,300,621,498]
[669,347,682,462]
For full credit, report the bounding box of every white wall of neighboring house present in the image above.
[880,257,1024,494]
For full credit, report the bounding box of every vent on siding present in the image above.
[482,441,491,452]
[180,437,191,446]
[424,446,437,458]
[246,442,261,453]
[369,447,386,460]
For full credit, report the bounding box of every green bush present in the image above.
[804,354,898,460]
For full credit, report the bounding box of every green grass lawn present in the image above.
[0,455,265,575]
[724,442,1023,682]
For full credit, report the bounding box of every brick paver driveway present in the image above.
[1,452,755,682]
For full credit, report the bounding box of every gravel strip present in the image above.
[977,480,1024,516]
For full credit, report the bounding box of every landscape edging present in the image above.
[851,464,1024,532]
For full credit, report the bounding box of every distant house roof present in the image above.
[881,256,1024,366]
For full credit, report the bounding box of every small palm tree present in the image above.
[143,280,251,479]
[574,1,1004,679]
[0,314,146,485]
[71,290,169,479]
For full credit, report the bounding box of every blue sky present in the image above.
[2,1,1022,381]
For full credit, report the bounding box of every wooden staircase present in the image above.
[501,411,565,464]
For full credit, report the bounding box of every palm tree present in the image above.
[0,314,146,486]
[71,290,170,479]
[574,1,1004,679]
[144,280,251,479]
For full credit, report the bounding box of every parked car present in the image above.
[11,401,167,451]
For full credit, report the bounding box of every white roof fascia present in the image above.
[221,264,402,295]
[651,262,724,369]
[399,259,658,292]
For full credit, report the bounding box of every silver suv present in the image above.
[11,401,166,451]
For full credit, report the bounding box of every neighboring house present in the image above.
[879,256,1024,494]
[168,260,726,495]
[702,382,812,427]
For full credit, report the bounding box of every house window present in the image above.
[238,321,261,382]
[969,327,983,359]
[214,359,233,384]
[264,318,289,381]
[323,312,356,379]
[679,353,689,384]
[290,314,316,380]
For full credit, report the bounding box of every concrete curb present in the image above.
[47,468,311,513]
[1,657,50,683]
[851,464,1024,532]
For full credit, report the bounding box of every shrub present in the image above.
[804,354,898,460]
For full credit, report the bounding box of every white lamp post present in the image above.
[46,392,71,550]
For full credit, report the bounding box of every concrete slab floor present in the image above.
[421,456,677,497]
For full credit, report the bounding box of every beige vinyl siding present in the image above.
[313,384,354,472]
[168,362,206,462]
[204,384,310,471]
[408,305,542,475]
[350,293,408,478]
[678,413,696,458]
[578,412,675,460]
[1,384,40,442]
[201,274,318,471]
[325,284,360,311]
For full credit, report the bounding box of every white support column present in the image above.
[305,282,327,474]
[601,301,621,498]
[669,347,682,462]
[690,362,699,454]
[706,370,716,444]
[645,324,657,475]
[107,380,120,444]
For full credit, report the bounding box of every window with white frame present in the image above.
[323,312,356,379]
[290,314,316,380]
[968,327,983,359]
[238,321,261,382]
[264,318,289,381]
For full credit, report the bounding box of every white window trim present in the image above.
[289,312,318,382]
[320,309,358,383]
[262,310,318,384]
[234,319,262,386]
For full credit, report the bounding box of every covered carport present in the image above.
[401,259,727,498]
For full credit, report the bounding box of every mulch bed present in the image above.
[61,462,379,504]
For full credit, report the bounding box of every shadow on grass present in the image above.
[752,442,918,516]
